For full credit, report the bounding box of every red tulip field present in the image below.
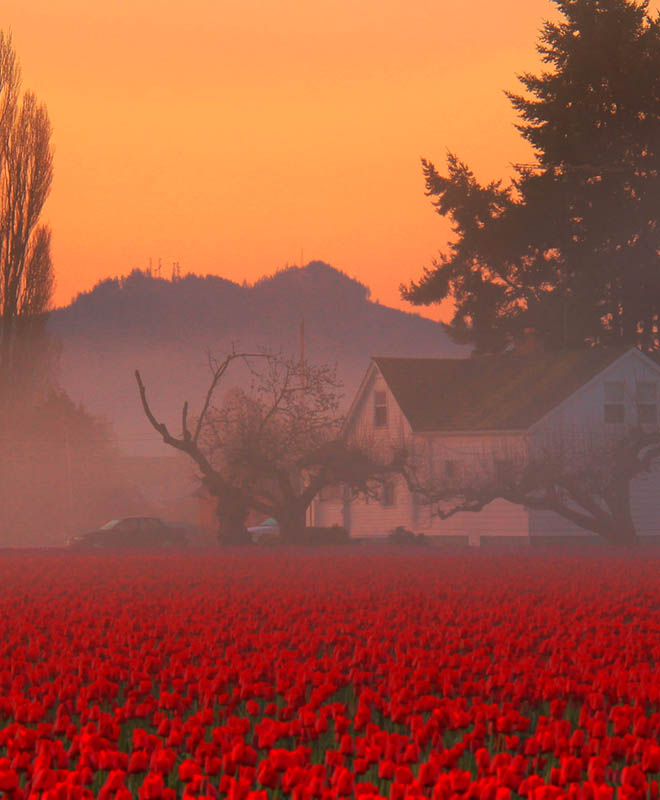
[1,548,659,800]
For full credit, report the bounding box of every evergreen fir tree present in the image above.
[402,0,660,353]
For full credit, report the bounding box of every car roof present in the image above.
[99,517,163,530]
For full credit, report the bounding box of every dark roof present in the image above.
[372,348,635,432]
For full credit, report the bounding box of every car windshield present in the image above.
[99,520,120,530]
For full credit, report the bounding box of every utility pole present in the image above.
[299,318,306,388]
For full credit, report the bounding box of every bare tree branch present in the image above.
[0,33,55,412]
[137,350,400,543]
[192,348,268,444]
[403,426,660,546]
[182,400,190,443]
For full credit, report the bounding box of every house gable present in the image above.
[343,361,411,442]
[531,347,660,435]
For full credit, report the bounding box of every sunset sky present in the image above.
[4,0,641,320]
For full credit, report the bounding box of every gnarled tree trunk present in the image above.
[210,482,251,545]
[276,504,308,544]
[603,479,639,547]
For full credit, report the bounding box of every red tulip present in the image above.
[354,758,368,775]
[0,767,18,793]
[256,760,279,789]
[379,761,396,780]
[592,787,614,800]
[390,782,406,800]
[519,776,544,799]
[246,700,260,717]
[335,768,354,796]
[179,758,201,782]
[394,766,412,786]
[643,746,660,773]
[532,786,564,800]
[621,765,647,791]
[418,763,436,787]
[449,770,471,793]
[128,750,150,774]
[139,772,165,800]
[102,769,127,792]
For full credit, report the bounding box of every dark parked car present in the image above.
[67,517,189,549]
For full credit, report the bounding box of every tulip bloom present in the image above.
[178,758,201,783]
[139,772,165,800]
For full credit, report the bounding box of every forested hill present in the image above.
[48,262,468,455]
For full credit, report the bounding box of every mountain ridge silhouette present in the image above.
[48,261,467,455]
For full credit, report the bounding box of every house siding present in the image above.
[409,433,530,543]
[530,350,660,539]
[315,350,660,543]
[347,475,416,539]
[341,368,531,541]
[527,470,660,538]
[311,497,344,528]
[343,367,415,538]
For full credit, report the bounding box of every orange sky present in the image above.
[3,0,639,321]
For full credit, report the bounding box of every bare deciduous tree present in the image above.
[136,349,403,543]
[403,428,660,546]
[0,31,54,409]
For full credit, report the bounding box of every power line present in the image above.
[511,161,654,174]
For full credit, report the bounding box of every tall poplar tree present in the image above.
[402,0,660,354]
[0,31,54,410]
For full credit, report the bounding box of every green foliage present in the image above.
[402,0,660,354]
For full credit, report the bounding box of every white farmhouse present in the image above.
[311,346,660,545]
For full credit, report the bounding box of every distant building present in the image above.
[311,346,660,545]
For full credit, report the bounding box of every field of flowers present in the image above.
[0,547,659,800]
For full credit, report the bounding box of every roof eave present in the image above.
[342,359,379,437]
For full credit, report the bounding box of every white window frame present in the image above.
[374,390,388,428]
[604,381,625,424]
[381,481,396,507]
